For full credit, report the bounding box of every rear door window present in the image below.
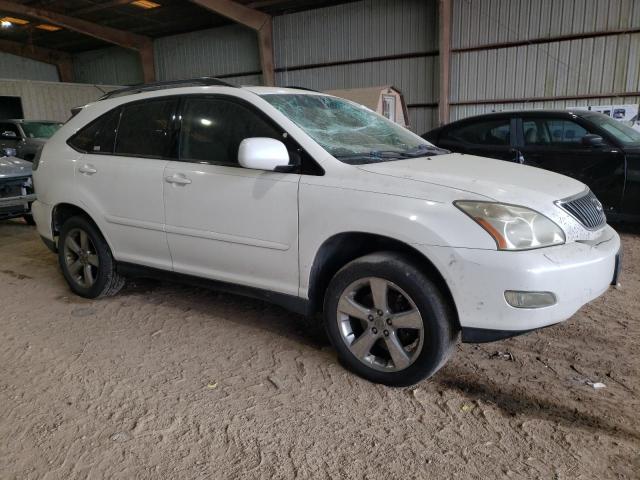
[115,99,178,159]
[443,119,511,145]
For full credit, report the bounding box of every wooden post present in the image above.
[438,0,452,126]
[258,18,275,86]
[57,58,75,82]
[189,0,275,86]
[139,42,156,83]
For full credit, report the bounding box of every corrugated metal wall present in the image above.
[70,0,439,132]
[452,0,640,49]
[274,0,439,133]
[154,25,261,81]
[73,47,143,85]
[0,52,59,82]
[450,0,640,121]
[0,79,118,121]
[28,0,640,129]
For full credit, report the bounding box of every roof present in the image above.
[246,86,324,95]
[96,80,317,101]
[324,86,401,110]
[443,109,595,124]
[0,0,360,53]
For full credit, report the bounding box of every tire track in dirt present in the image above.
[0,220,638,479]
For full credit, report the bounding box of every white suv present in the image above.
[31,79,621,386]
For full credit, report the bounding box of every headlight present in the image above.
[455,201,565,250]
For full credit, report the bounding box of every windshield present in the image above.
[261,94,446,164]
[584,113,640,146]
[21,121,62,139]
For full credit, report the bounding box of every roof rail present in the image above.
[98,77,236,101]
[281,85,320,93]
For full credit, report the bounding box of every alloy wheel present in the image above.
[336,277,425,372]
[63,228,100,289]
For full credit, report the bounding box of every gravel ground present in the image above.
[1,219,638,479]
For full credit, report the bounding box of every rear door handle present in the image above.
[78,164,97,175]
[165,174,192,185]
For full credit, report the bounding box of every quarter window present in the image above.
[115,99,177,158]
[179,97,282,166]
[68,108,120,154]
[444,119,511,145]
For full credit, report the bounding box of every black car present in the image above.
[423,110,640,221]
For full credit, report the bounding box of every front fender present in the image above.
[298,183,495,296]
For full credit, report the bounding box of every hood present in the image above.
[0,156,33,178]
[357,153,586,205]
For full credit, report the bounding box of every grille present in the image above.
[556,190,607,230]
[0,176,29,199]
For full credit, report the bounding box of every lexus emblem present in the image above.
[591,197,603,212]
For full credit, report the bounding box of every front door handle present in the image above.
[165,174,192,185]
[509,149,525,164]
[78,164,97,175]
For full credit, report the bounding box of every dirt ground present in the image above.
[0,220,638,480]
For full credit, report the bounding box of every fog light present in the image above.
[504,290,556,308]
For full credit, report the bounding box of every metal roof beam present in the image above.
[0,0,155,82]
[189,0,270,30]
[189,0,275,86]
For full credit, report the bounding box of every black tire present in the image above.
[324,252,457,387]
[58,215,125,298]
[23,214,36,225]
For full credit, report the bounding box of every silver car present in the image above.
[0,120,62,161]
[0,148,36,224]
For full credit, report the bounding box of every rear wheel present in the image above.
[324,252,457,386]
[58,216,125,298]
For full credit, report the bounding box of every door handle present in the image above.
[509,149,525,164]
[78,164,97,175]
[165,174,192,185]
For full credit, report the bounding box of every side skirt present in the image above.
[116,262,311,316]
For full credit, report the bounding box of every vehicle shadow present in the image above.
[609,221,640,235]
[119,277,330,350]
[434,364,640,442]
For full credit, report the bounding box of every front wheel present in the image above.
[324,252,457,387]
[58,216,125,298]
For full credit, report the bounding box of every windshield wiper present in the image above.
[334,151,406,164]
[402,144,450,157]
[334,145,450,165]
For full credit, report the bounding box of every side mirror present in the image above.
[1,147,17,157]
[1,130,18,139]
[238,137,290,171]
[582,134,606,147]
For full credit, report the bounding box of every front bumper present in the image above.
[31,200,54,240]
[418,225,620,340]
[0,193,36,219]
